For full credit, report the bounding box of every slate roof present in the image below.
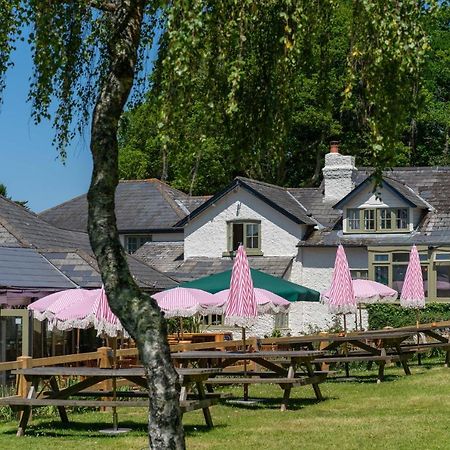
[135,241,185,273]
[176,177,317,227]
[299,166,450,246]
[0,195,178,291]
[169,257,293,282]
[39,179,209,232]
[0,247,76,289]
[0,196,90,250]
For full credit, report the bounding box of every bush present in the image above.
[367,303,450,330]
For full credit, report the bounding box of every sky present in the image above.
[0,42,93,213]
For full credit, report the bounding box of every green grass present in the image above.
[1,363,449,449]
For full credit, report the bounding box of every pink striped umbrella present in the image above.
[224,245,257,327]
[324,245,357,315]
[214,288,290,314]
[28,287,124,337]
[152,287,224,318]
[322,279,398,305]
[400,245,425,309]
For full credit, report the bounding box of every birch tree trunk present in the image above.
[86,2,185,448]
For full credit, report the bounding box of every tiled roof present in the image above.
[168,257,293,282]
[135,241,184,273]
[39,179,209,232]
[0,247,76,289]
[0,195,177,291]
[0,196,90,250]
[176,177,317,226]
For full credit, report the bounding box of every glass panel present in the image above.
[436,266,450,298]
[126,236,138,254]
[0,316,23,385]
[379,209,392,230]
[232,223,244,251]
[396,208,409,229]
[392,253,410,262]
[419,254,428,262]
[422,265,428,297]
[435,253,450,261]
[350,269,369,280]
[274,313,289,329]
[364,209,375,230]
[245,223,259,249]
[374,266,389,285]
[374,254,389,262]
[392,264,408,292]
[347,209,360,230]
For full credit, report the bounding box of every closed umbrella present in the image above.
[224,245,257,401]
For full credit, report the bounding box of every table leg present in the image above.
[195,381,213,428]
[395,344,411,376]
[305,361,323,401]
[377,361,385,383]
[280,385,291,412]
[48,377,69,424]
[17,384,36,437]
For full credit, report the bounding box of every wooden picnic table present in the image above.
[1,366,221,436]
[171,350,326,411]
[260,331,418,381]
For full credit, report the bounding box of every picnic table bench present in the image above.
[0,367,221,436]
[172,350,326,411]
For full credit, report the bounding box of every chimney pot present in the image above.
[330,141,340,154]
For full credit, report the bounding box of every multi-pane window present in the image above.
[364,209,375,230]
[274,312,289,330]
[350,269,369,280]
[371,251,427,297]
[125,234,152,254]
[347,209,360,230]
[346,208,409,232]
[228,221,261,254]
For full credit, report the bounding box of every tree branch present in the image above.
[87,0,119,12]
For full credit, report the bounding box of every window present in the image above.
[345,208,410,233]
[274,312,289,330]
[201,314,224,326]
[124,234,152,254]
[347,209,360,230]
[350,269,369,280]
[364,209,375,230]
[371,251,428,297]
[436,266,450,298]
[227,221,262,255]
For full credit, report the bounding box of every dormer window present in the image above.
[345,208,409,233]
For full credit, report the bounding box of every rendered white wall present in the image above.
[184,187,305,258]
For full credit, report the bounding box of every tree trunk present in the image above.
[87,2,185,448]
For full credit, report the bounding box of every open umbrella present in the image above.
[322,279,398,330]
[152,287,224,318]
[28,287,127,434]
[214,288,290,314]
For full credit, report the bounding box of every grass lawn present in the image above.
[0,362,449,449]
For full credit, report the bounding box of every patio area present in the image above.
[0,362,448,449]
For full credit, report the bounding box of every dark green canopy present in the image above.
[180,269,320,302]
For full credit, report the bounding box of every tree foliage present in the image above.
[0,1,439,448]
[119,1,445,195]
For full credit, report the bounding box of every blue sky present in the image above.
[0,42,93,213]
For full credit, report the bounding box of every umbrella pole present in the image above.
[359,305,363,331]
[416,309,422,366]
[343,315,350,378]
[242,327,249,401]
[112,336,118,431]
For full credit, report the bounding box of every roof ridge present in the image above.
[237,176,289,191]
[154,182,188,220]
[39,192,86,215]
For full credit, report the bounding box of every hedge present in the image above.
[367,303,450,330]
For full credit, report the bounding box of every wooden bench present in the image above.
[206,374,326,386]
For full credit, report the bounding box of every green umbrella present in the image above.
[180,269,319,302]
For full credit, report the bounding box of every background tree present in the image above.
[0,1,435,448]
[119,1,447,195]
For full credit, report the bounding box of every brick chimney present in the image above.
[322,142,356,204]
